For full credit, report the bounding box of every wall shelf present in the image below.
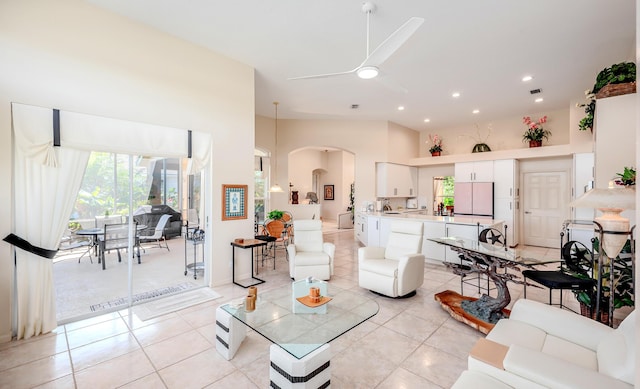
[409,143,593,167]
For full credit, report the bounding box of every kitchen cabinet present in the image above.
[494,198,519,246]
[422,221,446,261]
[376,162,418,197]
[455,161,494,182]
[444,223,484,264]
[367,216,380,247]
[493,159,519,199]
[493,159,519,246]
[355,213,368,245]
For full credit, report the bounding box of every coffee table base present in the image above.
[215,306,246,360]
[269,344,331,389]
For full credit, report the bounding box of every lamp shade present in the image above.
[570,185,635,258]
[570,186,635,211]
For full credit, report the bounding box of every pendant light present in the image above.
[269,101,283,193]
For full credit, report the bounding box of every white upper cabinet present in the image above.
[455,161,494,182]
[376,163,418,197]
[493,159,519,198]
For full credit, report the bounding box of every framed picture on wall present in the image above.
[222,184,247,221]
[324,185,334,200]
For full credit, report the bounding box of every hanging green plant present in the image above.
[577,62,636,131]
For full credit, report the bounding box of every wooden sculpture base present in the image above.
[434,290,510,335]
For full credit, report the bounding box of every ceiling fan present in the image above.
[288,2,424,82]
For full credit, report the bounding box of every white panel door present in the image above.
[523,172,568,248]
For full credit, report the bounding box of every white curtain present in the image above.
[12,104,90,339]
[10,103,212,339]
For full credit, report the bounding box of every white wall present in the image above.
[593,94,636,189]
[0,0,255,341]
[287,149,355,221]
[387,122,420,163]
[289,149,325,197]
[256,117,395,214]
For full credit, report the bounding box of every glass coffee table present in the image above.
[216,280,379,388]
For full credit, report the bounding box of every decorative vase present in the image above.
[431,151,441,157]
[529,140,542,148]
[472,143,491,153]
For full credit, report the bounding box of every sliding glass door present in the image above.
[54,152,206,323]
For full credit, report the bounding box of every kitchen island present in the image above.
[355,211,504,263]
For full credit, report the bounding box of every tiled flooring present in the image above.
[0,229,569,388]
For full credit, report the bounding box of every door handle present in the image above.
[524,211,531,214]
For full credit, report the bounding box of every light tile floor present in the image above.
[0,229,574,388]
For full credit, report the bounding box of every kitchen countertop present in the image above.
[358,210,503,226]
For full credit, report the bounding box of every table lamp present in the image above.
[570,181,635,258]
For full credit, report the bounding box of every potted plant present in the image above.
[578,62,636,132]
[614,166,636,187]
[567,236,634,323]
[522,116,551,147]
[427,134,443,156]
[267,209,284,220]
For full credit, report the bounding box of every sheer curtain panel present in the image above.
[11,104,90,339]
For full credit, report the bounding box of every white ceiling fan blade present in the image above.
[288,68,357,81]
[376,74,408,94]
[361,17,424,68]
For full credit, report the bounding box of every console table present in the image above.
[230,238,268,288]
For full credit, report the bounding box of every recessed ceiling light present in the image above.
[522,75,533,82]
[452,92,461,98]
[424,118,431,123]
[535,97,544,103]
[397,106,405,111]
[472,109,480,114]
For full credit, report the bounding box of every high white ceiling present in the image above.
[88,0,635,131]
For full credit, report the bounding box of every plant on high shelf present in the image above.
[577,62,636,132]
[427,134,443,156]
[267,209,284,220]
[614,166,636,187]
[522,115,551,147]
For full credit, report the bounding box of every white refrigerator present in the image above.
[454,182,494,217]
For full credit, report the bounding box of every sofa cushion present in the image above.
[486,318,546,351]
[359,258,398,277]
[294,252,330,266]
[542,335,598,371]
[597,310,636,385]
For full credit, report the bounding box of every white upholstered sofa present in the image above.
[358,220,424,298]
[287,220,335,281]
[465,299,636,389]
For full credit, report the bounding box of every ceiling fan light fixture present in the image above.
[357,66,379,79]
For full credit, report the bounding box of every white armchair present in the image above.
[287,220,335,281]
[358,221,425,298]
[466,299,636,389]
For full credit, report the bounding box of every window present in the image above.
[434,176,455,208]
